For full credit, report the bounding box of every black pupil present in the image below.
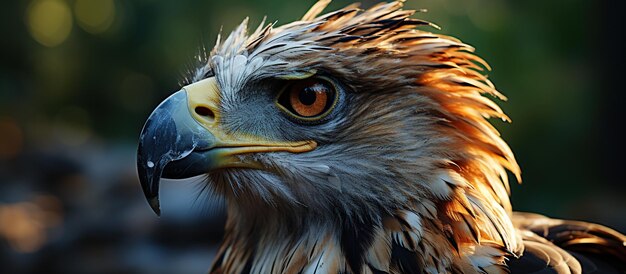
[299,88,317,105]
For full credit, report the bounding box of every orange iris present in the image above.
[287,79,331,117]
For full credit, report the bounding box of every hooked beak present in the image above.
[137,77,316,215]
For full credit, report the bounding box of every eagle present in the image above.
[136,1,626,273]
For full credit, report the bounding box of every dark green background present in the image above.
[1,0,624,273]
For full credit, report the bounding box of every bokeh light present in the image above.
[26,0,73,47]
[52,106,93,147]
[0,117,23,160]
[74,0,116,34]
[0,195,63,253]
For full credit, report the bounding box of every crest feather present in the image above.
[301,0,332,21]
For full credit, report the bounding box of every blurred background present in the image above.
[0,0,624,273]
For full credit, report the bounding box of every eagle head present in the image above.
[137,1,529,272]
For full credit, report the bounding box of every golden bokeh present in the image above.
[26,0,73,47]
[0,195,63,253]
[74,0,116,34]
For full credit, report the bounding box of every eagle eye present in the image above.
[276,77,338,121]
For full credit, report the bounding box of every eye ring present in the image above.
[275,76,339,122]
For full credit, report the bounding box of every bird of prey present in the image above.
[136,1,626,273]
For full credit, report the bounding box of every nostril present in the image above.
[194,106,215,119]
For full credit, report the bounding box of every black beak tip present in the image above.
[138,172,162,216]
[148,197,161,216]
[137,154,162,216]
